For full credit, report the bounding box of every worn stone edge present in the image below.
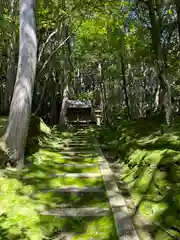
[94,138,140,240]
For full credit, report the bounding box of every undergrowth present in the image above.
[96,116,180,240]
[0,116,53,239]
[0,118,115,240]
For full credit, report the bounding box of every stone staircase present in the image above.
[38,126,139,240]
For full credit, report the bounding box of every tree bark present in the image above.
[4,0,17,114]
[98,62,109,124]
[59,18,72,126]
[4,0,37,167]
[34,82,46,115]
[147,0,172,125]
[175,0,180,41]
[121,56,131,119]
[59,82,69,125]
[50,72,57,125]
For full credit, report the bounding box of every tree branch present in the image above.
[37,35,70,77]
[37,23,81,78]
[38,28,58,63]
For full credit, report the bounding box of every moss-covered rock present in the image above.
[0,116,8,137]
[26,115,51,156]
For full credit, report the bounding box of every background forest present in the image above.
[0,0,180,240]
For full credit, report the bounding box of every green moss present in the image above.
[31,149,98,164]
[23,174,104,188]
[97,117,180,240]
[40,215,118,240]
[29,163,100,174]
[0,116,7,137]
[26,115,51,156]
[0,171,44,240]
[34,191,109,208]
[0,125,109,240]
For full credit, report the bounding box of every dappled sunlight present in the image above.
[1,0,180,239]
[97,118,180,239]
[0,125,120,239]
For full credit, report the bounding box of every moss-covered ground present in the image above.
[0,118,117,240]
[3,114,180,240]
[40,215,118,240]
[96,116,180,240]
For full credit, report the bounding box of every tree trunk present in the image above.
[121,56,131,119]
[147,0,172,125]
[175,0,180,41]
[4,0,37,167]
[4,0,17,114]
[34,82,46,115]
[50,72,57,125]
[59,82,69,125]
[59,19,72,126]
[98,62,109,125]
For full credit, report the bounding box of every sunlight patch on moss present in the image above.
[39,118,51,134]
[38,176,104,188]
[30,149,98,164]
[29,163,100,174]
[97,118,180,240]
[139,201,168,220]
[40,215,118,240]
[73,216,118,240]
[35,191,109,208]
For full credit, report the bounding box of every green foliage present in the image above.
[0,126,118,239]
[26,115,51,156]
[76,91,94,101]
[0,173,43,240]
[0,117,7,137]
[97,117,180,239]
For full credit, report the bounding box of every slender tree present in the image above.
[4,0,37,167]
[4,0,17,114]
[174,0,180,41]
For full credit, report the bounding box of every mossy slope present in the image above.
[0,122,116,240]
[97,117,180,240]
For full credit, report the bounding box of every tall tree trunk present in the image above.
[175,0,180,41]
[121,56,131,119]
[4,0,17,114]
[34,82,46,115]
[59,18,72,126]
[59,82,69,125]
[50,72,57,125]
[98,62,109,124]
[4,0,37,167]
[147,0,172,125]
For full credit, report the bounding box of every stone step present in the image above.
[62,144,94,148]
[64,140,94,148]
[59,153,96,157]
[69,142,93,144]
[40,186,105,193]
[71,138,93,141]
[69,120,92,123]
[59,151,95,155]
[32,188,109,209]
[51,172,101,178]
[57,155,94,159]
[55,163,99,168]
[41,207,110,217]
[63,143,94,148]
[94,138,140,240]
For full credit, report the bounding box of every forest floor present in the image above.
[96,116,180,240]
[0,119,118,240]
[0,117,179,240]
